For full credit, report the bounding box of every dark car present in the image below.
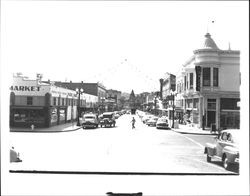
[100,112,116,127]
[204,129,239,170]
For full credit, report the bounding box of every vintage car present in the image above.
[156,117,170,129]
[10,146,22,163]
[142,114,154,124]
[82,113,99,129]
[146,117,159,127]
[204,129,239,170]
[100,112,116,127]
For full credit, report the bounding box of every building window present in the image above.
[27,97,33,105]
[213,68,219,87]
[207,99,216,110]
[203,67,211,86]
[62,98,64,106]
[193,98,199,108]
[53,97,57,106]
[190,73,193,89]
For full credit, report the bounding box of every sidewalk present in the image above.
[172,124,218,135]
[10,122,82,133]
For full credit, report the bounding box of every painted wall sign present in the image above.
[10,86,41,91]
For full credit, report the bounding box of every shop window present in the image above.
[190,73,193,89]
[193,98,199,108]
[203,68,211,86]
[27,97,33,105]
[14,109,44,123]
[213,68,219,87]
[187,99,193,108]
[220,111,240,129]
[221,98,240,110]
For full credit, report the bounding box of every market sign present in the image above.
[10,86,41,91]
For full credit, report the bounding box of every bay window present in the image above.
[203,67,211,86]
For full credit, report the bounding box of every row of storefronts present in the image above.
[10,75,98,128]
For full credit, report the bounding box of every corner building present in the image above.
[176,33,240,130]
[10,75,98,128]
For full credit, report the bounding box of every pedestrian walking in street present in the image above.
[131,117,136,129]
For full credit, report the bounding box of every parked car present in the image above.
[156,117,170,129]
[10,146,22,163]
[114,112,120,119]
[82,113,99,129]
[100,112,116,127]
[204,129,239,170]
[142,115,154,124]
[146,117,159,127]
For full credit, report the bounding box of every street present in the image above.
[9,114,237,174]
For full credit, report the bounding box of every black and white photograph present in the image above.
[1,0,249,195]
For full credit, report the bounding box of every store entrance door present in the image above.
[207,111,216,127]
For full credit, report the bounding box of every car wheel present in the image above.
[223,156,230,170]
[206,154,211,162]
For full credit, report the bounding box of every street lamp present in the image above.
[100,97,105,113]
[76,87,84,126]
[154,96,157,115]
[170,90,176,128]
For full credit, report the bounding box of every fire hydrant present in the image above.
[31,124,35,131]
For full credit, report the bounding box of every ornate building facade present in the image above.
[175,33,240,130]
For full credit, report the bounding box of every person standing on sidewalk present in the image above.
[131,117,136,129]
[202,115,205,130]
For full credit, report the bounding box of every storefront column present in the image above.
[199,97,203,128]
[216,97,220,130]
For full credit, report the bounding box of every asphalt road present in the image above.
[9,114,237,174]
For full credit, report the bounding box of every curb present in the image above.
[10,127,82,133]
[172,129,218,135]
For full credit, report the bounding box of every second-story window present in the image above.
[27,97,33,105]
[203,67,211,86]
[53,97,57,106]
[184,76,187,90]
[190,73,193,89]
[213,68,219,87]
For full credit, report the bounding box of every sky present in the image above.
[1,1,249,94]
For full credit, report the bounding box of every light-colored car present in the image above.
[146,117,159,127]
[82,113,99,128]
[204,129,239,170]
[142,115,154,124]
[10,147,22,163]
[156,117,170,129]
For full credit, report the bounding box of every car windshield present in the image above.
[103,115,112,118]
[84,116,95,119]
[231,133,239,144]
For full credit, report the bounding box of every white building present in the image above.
[175,33,240,130]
